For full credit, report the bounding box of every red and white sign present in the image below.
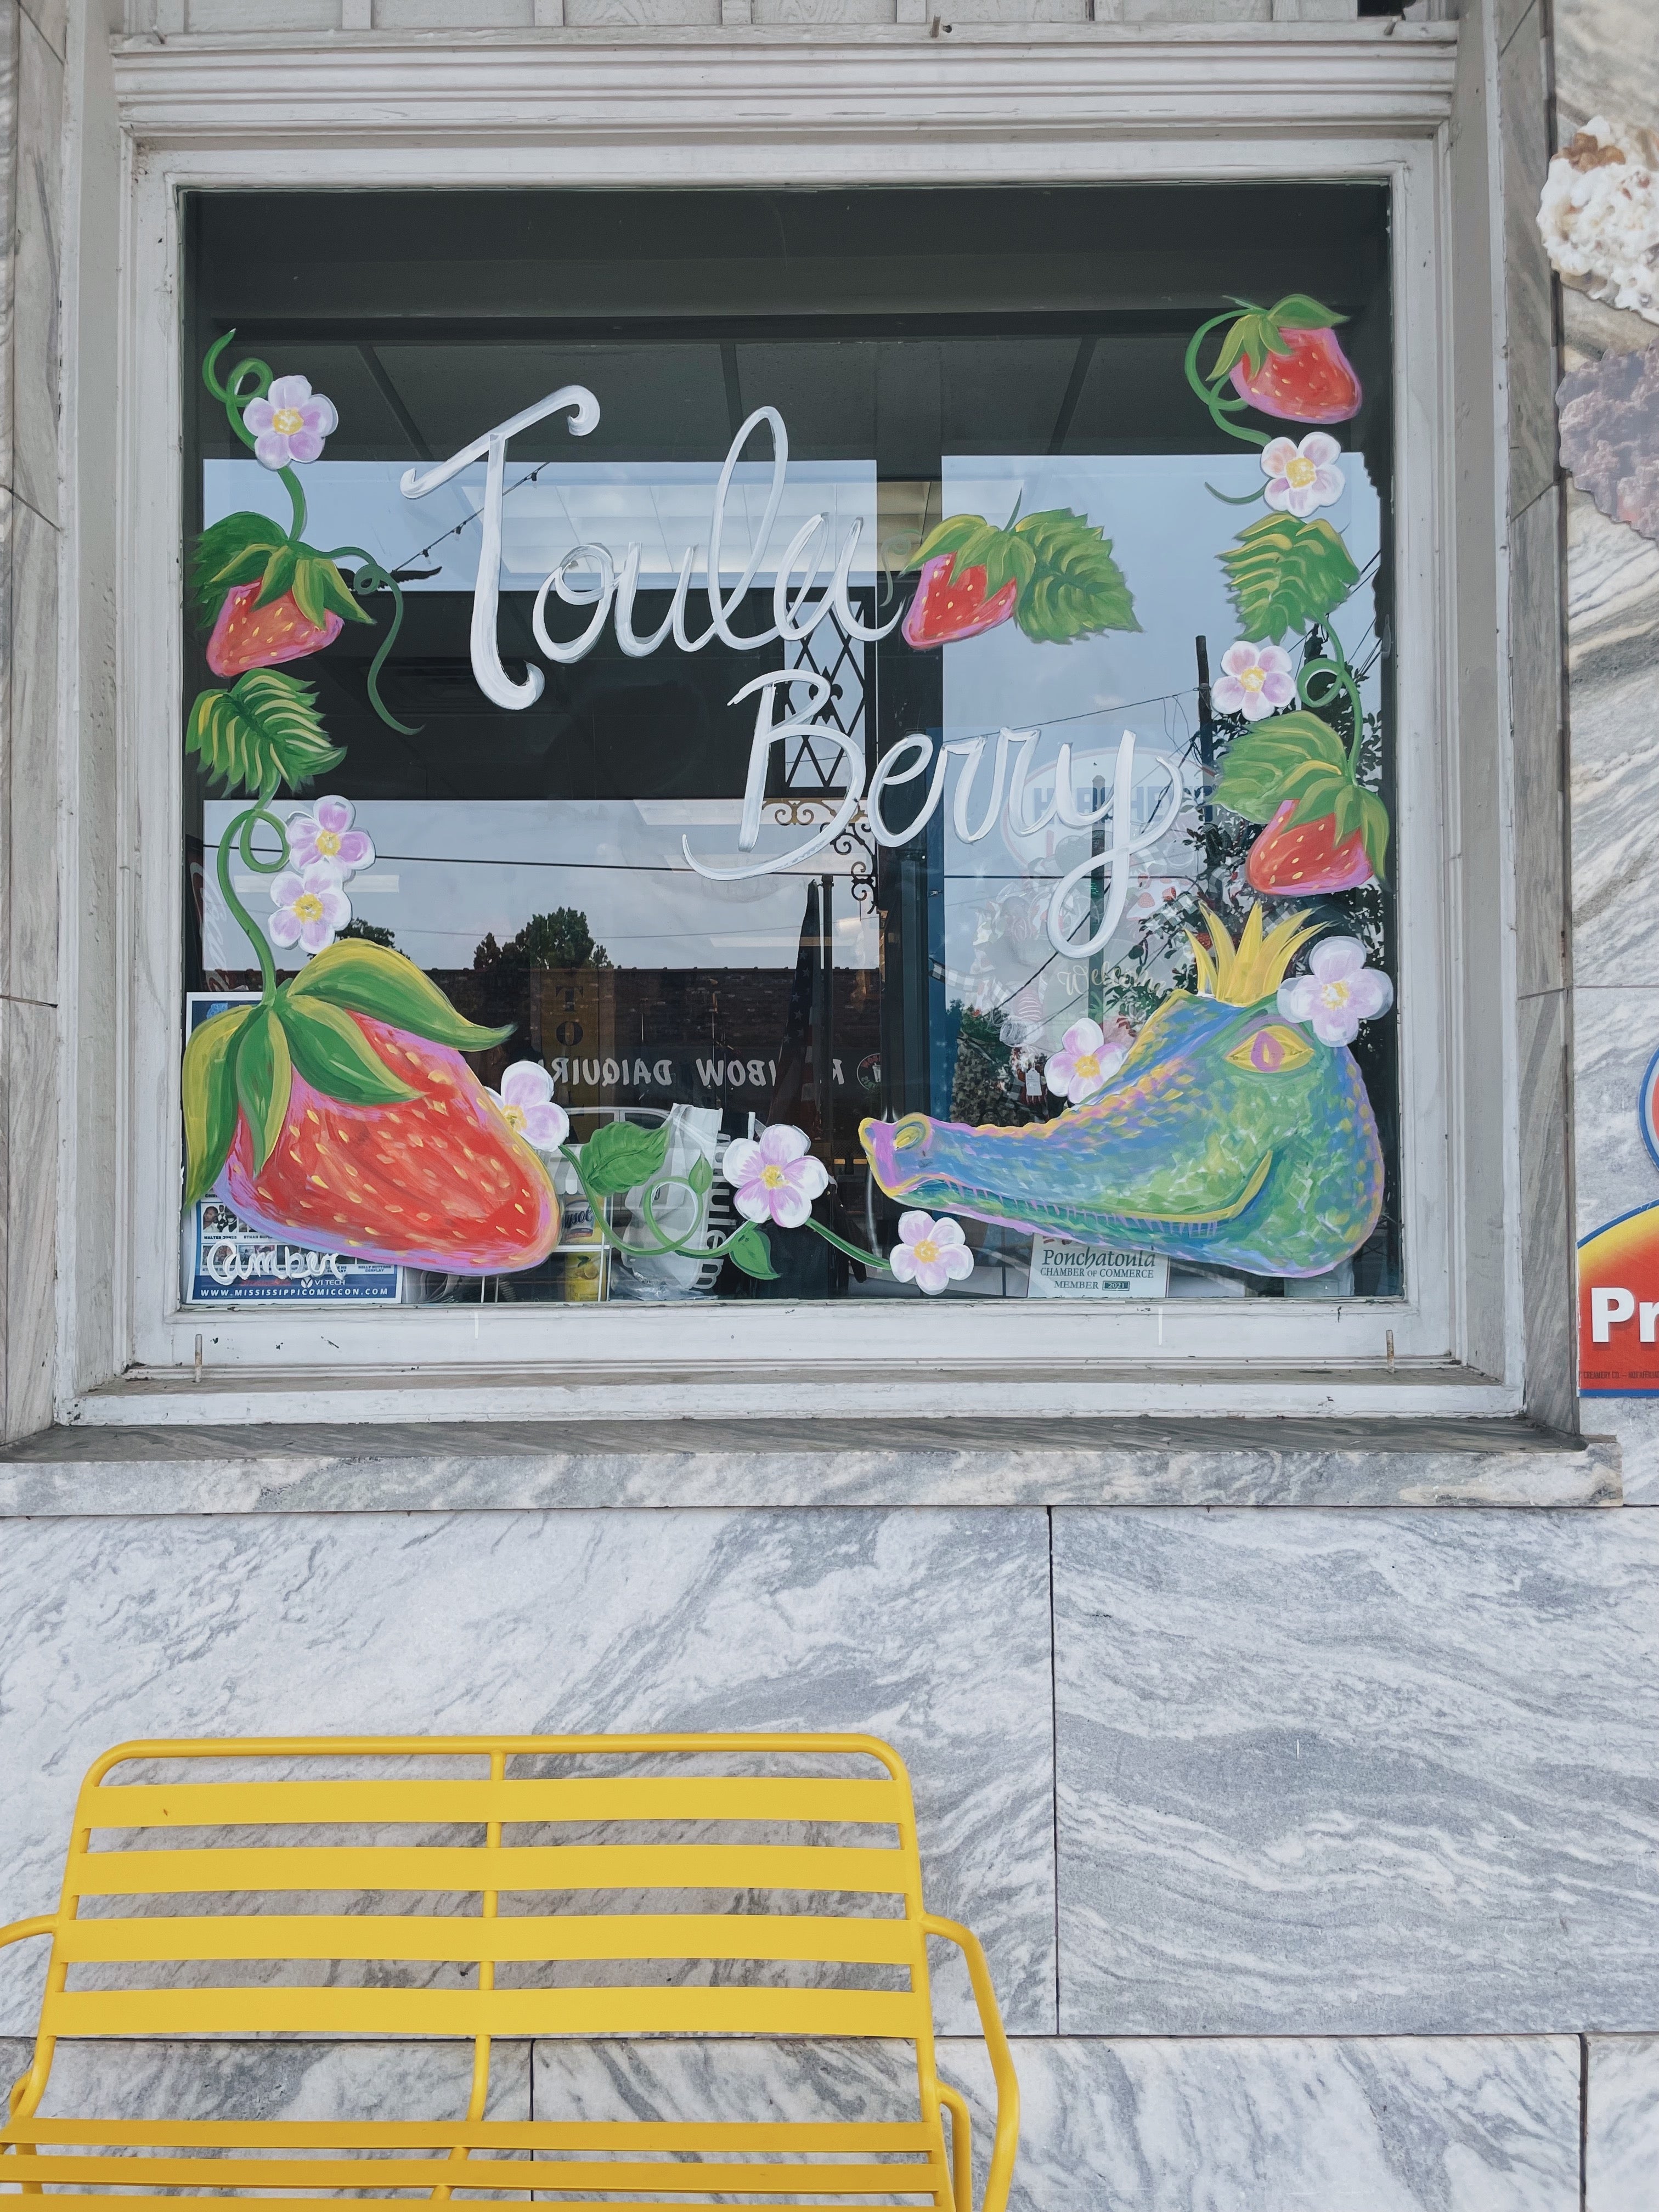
[1578,1200,1659,1395]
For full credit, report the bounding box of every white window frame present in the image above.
[88,22,1511,1424]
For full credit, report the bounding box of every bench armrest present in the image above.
[0,1917,56,1953]
[922,1914,1020,2212]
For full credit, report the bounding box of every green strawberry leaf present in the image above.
[687,1153,714,1196]
[1268,293,1346,331]
[182,1005,252,1205]
[906,514,990,571]
[276,994,420,1108]
[254,542,300,612]
[234,1005,293,1175]
[186,669,347,798]
[1220,514,1360,643]
[1212,710,1351,823]
[191,512,291,628]
[726,1220,780,1280]
[1280,765,1353,832]
[579,1118,673,1199]
[1012,509,1138,643]
[287,939,512,1051]
[301,552,374,628]
[1358,788,1391,882]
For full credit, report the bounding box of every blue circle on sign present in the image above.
[1641,1045,1659,1177]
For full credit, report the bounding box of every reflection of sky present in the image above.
[203,460,879,591]
[202,800,880,975]
[937,452,1383,1016]
[200,448,1380,1001]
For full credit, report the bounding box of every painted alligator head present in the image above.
[861,906,1385,1279]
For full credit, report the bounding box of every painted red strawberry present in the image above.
[1210,296,1363,426]
[1245,798,1374,894]
[902,552,1019,646]
[1212,709,1388,897]
[902,506,1136,648]
[182,941,560,1274]
[207,580,343,676]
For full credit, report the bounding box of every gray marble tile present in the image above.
[1501,5,1559,522]
[0,1506,1055,2039]
[0,1418,1620,1513]
[5,486,59,1007]
[945,2035,1580,2212]
[1554,0,1659,147]
[1510,493,1566,998]
[1587,2036,1659,2212]
[16,0,63,58]
[1496,0,1535,54]
[1053,1509,1659,2034]
[1519,989,1575,1434]
[1,992,58,1441]
[0,4,17,502]
[1567,486,1659,986]
[11,7,60,530]
[529,2033,1578,2211]
[7,2035,531,2128]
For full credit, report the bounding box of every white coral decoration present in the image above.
[1537,119,1659,326]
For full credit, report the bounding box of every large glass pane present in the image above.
[180,183,1399,1311]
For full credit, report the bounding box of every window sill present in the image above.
[2,1415,1618,1514]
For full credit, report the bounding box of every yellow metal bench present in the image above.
[0,1734,1017,2212]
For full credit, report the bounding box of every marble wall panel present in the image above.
[1501,6,1559,521]
[1554,0,1659,140]
[4,483,59,1008]
[1510,490,1566,1000]
[530,2034,1578,2211]
[1519,986,1573,1433]
[17,0,64,59]
[1586,2036,1659,2212]
[1,991,57,1441]
[0,2,16,503]
[0,1506,1056,2038]
[10,5,59,531]
[1053,1509,1659,2035]
[1566,482,1659,986]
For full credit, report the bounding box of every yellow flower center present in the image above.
[761,1164,787,1187]
[501,1103,526,1133]
[1240,663,1266,691]
[314,828,341,857]
[1285,454,1318,488]
[272,406,305,436]
[292,892,325,923]
[1318,979,1352,1008]
[1075,1053,1100,1081]
[912,1237,940,1265]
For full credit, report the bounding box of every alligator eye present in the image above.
[892,1115,930,1152]
[1226,1023,1313,1074]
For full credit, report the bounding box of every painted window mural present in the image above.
[179,185,1400,1310]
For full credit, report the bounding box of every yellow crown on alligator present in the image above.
[1187,901,1321,1006]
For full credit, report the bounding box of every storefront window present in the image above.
[179,183,1398,1312]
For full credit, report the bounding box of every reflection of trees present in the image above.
[472,906,612,972]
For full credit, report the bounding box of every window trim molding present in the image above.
[78,20,1528,1425]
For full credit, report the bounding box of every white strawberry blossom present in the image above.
[889,1211,975,1295]
[268,863,351,955]
[1213,640,1297,723]
[1278,937,1393,1047]
[721,1122,830,1229]
[1261,432,1345,516]
[1043,1019,1128,1106]
[488,1063,570,1154]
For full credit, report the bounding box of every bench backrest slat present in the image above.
[26,1735,935,2065]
